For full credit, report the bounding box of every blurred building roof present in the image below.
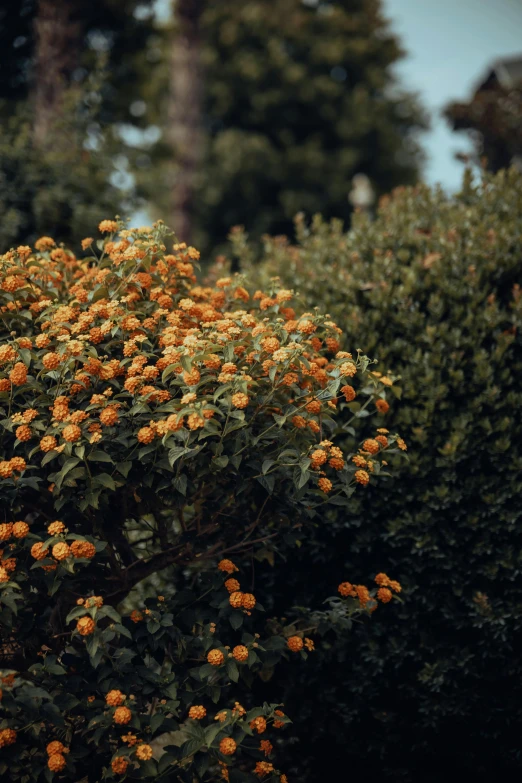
[478,55,522,91]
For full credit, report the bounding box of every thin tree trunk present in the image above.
[168,0,205,243]
[33,0,80,147]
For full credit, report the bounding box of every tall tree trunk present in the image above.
[168,0,205,243]
[33,0,80,147]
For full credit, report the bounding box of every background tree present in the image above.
[0,0,162,249]
[181,0,427,253]
[445,55,522,172]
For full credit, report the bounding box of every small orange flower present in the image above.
[207,649,225,666]
[77,616,96,636]
[318,477,332,493]
[62,424,81,442]
[375,398,389,413]
[218,559,238,574]
[254,761,274,777]
[260,739,273,757]
[0,523,13,541]
[241,593,256,610]
[31,541,49,560]
[48,754,66,772]
[224,578,240,593]
[377,587,393,603]
[229,591,244,609]
[232,645,249,662]
[231,392,249,409]
[9,362,27,386]
[0,728,16,747]
[12,521,29,538]
[338,581,355,597]
[397,437,407,451]
[219,737,237,756]
[130,610,143,623]
[188,705,206,720]
[106,690,125,707]
[287,636,303,652]
[40,435,58,452]
[250,716,267,734]
[52,542,71,561]
[111,757,128,775]
[70,540,96,559]
[362,438,380,455]
[340,384,356,402]
[136,744,153,760]
[42,352,60,370]
[354,469,370,486]
[137,426,155,444]
[99,406,119,426]
[99,219,118,233]
[15,424,31,442]
[46,741,66,756]
[48,521,65,536]
[113,706,132,725]
[10,457,26,472]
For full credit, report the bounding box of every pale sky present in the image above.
[383,0,522,189]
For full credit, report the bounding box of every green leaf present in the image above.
[87,450,113,463]
[115,461,132,478]
[226,659,239,682]
[113,623,132,639]
[92,472,116,491]
[150,713,165,734]
[229,611,244,630]
[180,737,206,759]
[204,722,223,747]
[173,474,187,495]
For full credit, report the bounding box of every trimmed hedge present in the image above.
[233,168,522,781]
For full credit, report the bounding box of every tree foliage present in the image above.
[233,168,522,781]
[0,0,161,249]
[185,0,427,252]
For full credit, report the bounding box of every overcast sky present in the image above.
[383,0,522,189]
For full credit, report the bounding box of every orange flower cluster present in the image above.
[338,574,402,609]
[0,221,401,510]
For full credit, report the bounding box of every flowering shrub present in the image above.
[231,167,522,781]
[0,221,403,781]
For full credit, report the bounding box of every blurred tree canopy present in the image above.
[0,0,163,249]
[186,0,427,253]
[0,0,427,253]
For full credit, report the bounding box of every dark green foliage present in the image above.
[0,0,160,249]
[191,0,426,253]
[0,111,125,251]
[235,168,522,781]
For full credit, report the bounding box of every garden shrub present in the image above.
[0,220,404,781]
[232,167,522,781]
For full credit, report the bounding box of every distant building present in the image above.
[445,55,522,172]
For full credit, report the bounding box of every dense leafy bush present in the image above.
[233,168,522,781]
[0,220,403,781]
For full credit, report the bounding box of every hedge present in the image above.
[232,167,522,781]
